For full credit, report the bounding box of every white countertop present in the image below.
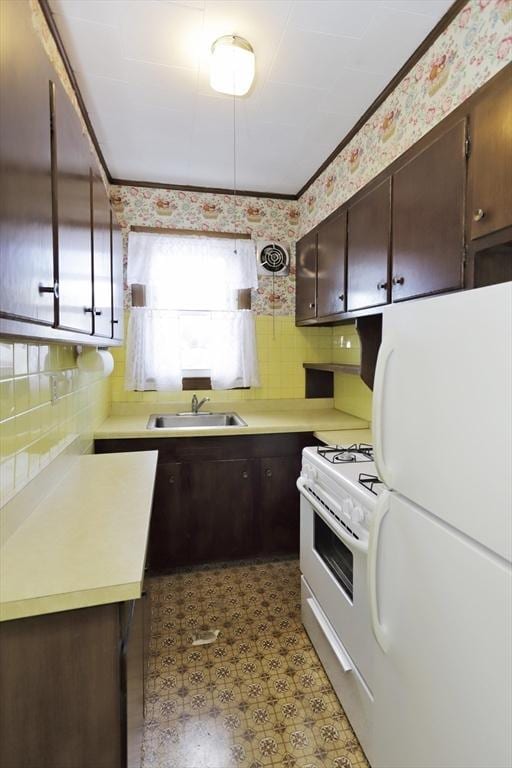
[314,428,373,446]
[94,405,369,440]
[0,451,158,622]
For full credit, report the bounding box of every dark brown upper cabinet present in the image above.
[468,74,512,241]
[296,230,317,321]
[391,119,466,302]
[0,0,123,347]
[316,210,347,318]
[111,214,124,341]
[91,166,113,338]
[53,77,93,334]
[347,179,391,312]
[0,0,55,326]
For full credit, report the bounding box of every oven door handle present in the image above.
[368,490,390,653]
[297,477,368,554]
[306,597,353,672]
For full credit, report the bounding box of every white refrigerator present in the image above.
[369,281,512,768]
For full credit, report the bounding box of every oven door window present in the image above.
[314,513,354,601]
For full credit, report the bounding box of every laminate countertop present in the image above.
[94,407,369,440]
[314,428,373,446]
[0,451,158,622]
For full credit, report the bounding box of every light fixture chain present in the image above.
[233,88,237,253]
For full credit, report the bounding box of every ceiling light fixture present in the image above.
[209,35,255,96]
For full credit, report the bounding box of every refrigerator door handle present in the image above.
[373,340,394,488]
[368,491,390,653]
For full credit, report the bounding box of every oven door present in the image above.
[298,478,375,690]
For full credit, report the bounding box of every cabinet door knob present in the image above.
[94,309,103,316]
[265,468,272,478]
[168,476,174,484]
[308,302,315,309]
[112,319,119,324]
[84,307,93,314]
[338,293,344,301]
[392,276,405,286]
[242,470,249,479]
[377,281,388,290]
[39,281,59,299]
[473,208,485,222]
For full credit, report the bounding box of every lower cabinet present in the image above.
[150,461,186,569]
[259,454,302,555]
[185,458,256,564]
[96,434,317,571]
[0,597,148,768]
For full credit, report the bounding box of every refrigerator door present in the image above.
[370,491,512,768]
[373,282,512,562]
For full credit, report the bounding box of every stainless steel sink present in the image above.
[147,412,247,429]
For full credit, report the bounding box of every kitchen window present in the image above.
[124,231,260,391]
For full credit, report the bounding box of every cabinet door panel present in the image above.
[317,210,346,317]
[111,214,124,340]
[347,179,390,311]
[184,459,255,564]
[469,76,512,240]
[0,0,55,324]
[149,462,187,569]
[124,598,145,768]
[295,231,317,321]
[392,119,466,301]
[53,79,93,333]
[92,168,112,338]
[259,455,301,555]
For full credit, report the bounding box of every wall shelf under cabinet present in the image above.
[303,362,361,399]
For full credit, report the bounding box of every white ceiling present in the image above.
[49,0,454,195]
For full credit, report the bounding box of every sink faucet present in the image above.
[191,394,210,413]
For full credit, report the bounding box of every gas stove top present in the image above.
[317,443,374,464]
[302,444,385,512]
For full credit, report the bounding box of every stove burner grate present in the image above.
[358,473,383,496]
[317,443,374,463]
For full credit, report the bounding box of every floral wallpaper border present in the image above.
[298,0,512,235]
[111,185,300,316]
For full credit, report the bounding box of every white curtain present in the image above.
[125,233,260,391]
[127,232,257,309]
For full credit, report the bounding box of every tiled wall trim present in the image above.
[0,340,109,507]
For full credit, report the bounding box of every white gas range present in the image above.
[298,442,384,765]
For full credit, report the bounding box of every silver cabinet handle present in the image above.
[473,208,485,222]
[377,281,388,290]
[39,281,59,299]
[392,276,405,286]
[308,302,315,309]
[168,476,174,485]
[242,470,249,479]
[265,468,272,478]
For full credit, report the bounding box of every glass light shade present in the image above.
[210,35,255,96]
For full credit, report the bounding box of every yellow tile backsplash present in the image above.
[332,324,373,422]
[0,340,109,508]
[109,315,334,405]
[0,319,372,507]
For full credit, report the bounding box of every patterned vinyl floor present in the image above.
[142,559,370,768]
